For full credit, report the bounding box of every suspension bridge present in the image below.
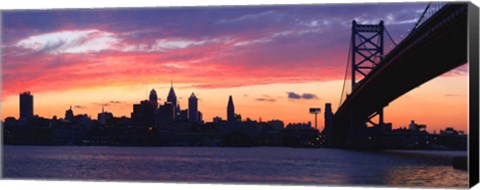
[323,3,468,148]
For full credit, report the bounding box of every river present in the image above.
[2,145,468,187]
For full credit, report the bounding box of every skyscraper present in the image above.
[227,95,235,122]
[65,106,74,122]
[188,92,198,122]
[19,91,33,119]
[324,103,333,146]
[149,89,158,109]
[167,82,178,113]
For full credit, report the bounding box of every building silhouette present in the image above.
[213,116,223,123]
[267,119,285,130]
[19,91,33,119]
[408,120,427,132]
[178,109,188,121]
[188,92,198,122]
[65,106,74,122]
[131,100,156,127]
[324,103,333,146]
[149,89,158,109]
[98,106,113,125]
[167,82,179,116]
[198,111,203,123]
[158,102,175,123]
[227,95,235,122]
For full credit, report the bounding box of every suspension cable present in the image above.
[376,33,382,63]
[410,3,431,35]
[384,27,398,47]
[339,36,353,106]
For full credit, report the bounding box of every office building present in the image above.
[188,92,198,122]
[19,91,33,119]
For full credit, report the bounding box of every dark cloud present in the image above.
[287,92,302,99]
[302,93,318,100]
[287,92,318,100]
[74,105,86,109]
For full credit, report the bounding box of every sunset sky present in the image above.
[1,3,469,133]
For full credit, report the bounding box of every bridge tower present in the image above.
[350,20,385,138]
[351,20,384,89]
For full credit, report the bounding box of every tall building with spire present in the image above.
[167,81,179,112]
[19,91,33,119]
[149,89,158,109]
[65,106,74,122]
[188,92,198,122]
[98,105,113,125]
[227,95,235,122]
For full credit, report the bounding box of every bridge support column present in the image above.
[349,20,386,148]
[379,108,384,126]
[367,108,384,128]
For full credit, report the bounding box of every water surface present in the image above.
[2,146,468,187]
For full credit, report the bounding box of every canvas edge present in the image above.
[468,1,480,188]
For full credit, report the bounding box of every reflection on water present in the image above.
[2,146,468,187]
[385,165,468,187]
